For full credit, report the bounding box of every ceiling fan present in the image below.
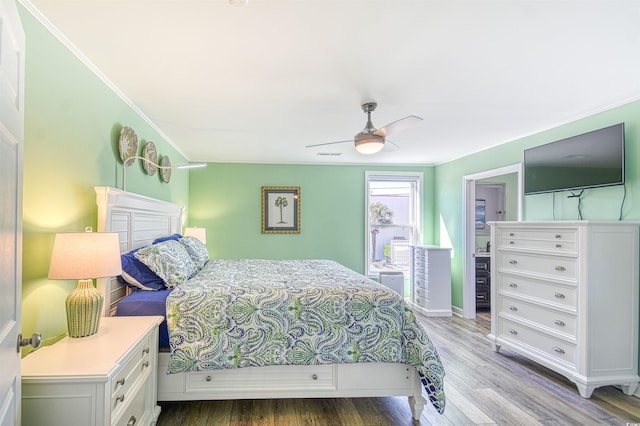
[306,102,423,155]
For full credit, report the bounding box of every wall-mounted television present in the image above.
[524,123,625,195]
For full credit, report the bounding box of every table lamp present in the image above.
[48,228,122,338]
[183,226,207,243]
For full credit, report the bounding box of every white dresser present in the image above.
[22,316,163,426]
[488,221,640,398]
[409,245,452,317]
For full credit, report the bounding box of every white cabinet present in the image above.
[488,221,640,398]
[410,245,452,317]
[22,316,163,426]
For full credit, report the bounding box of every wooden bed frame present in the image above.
[95,186,429,420]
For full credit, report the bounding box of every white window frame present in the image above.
[365,171,423,278]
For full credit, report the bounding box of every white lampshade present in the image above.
[48,232,122,280]
[183,227,207,243]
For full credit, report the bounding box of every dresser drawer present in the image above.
[497,318,577,369]
[498,228,577,246]
[500,237,577,253]
[111,335,152,395]
[112,378,147,426]
[498,295,577,338]
[111,335,153,421]
[497,273,577,310]
[497,252,577,281]
[414,294,429,308]
[415,286,429,300]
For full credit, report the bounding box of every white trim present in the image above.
[18,0,189,160]
[461,164,522,319]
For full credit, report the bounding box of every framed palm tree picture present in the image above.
[262,186,301,233]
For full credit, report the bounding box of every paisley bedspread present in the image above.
[166,259,445,413]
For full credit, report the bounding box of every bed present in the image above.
[95,186,446,419]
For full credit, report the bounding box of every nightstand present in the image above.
[22,316,163,426]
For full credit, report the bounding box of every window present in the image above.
[365,172,423,279]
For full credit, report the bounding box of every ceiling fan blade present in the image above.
[374,115,423,137]
[382,139,400,152]
[306,140,352,148]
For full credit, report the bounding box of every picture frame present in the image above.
[475,199,486,229]
[262,186,301,234]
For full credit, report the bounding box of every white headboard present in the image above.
[95,186,185,316]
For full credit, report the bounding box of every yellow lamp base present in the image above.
[65,279,104,338]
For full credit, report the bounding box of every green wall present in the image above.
[17,0,640,353]
[19,7,189,349]
[189,164,434,274]
[434,100,640,309]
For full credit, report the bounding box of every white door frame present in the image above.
[461,164,523,319]
[0,0,25,423]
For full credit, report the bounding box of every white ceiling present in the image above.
[22,0,640,165]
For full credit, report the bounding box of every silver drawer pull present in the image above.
[509,241,515,245]
[312,374,318,380]
[553,320,565,327]
[552,346,565,354]
[509,282,518,288]
[206,375,212,382]
[508,328,518,335]
[142,361,149,368]
[554,293,565,299]
[555,244,562,248]
[509,260,518,265]
[116,394,125,404]
[143,347,150,354]
[117,378,125,387]
[554,266,566,271]
[127,416,137,426]
[508,305,518,311]
[555,234,562,239]
[509,232,515,236]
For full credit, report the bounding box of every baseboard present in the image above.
[451,305,464,317]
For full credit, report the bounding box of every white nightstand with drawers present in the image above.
[488,221,640,398]
[22,316,163,426]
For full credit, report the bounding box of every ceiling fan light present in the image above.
[355,134,384,154]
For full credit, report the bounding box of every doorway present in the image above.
[462,164,523,319]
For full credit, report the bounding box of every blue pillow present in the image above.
[153,234,182,244]
[119,249,166,291]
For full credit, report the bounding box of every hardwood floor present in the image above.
[156,311,640,425]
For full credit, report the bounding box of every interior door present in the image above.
[0,0,25,424]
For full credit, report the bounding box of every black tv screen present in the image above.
[524,123,625,195]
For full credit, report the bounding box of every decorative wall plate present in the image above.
[119,127,138,166]
[160,155,171,183]
[142,142,158,175]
